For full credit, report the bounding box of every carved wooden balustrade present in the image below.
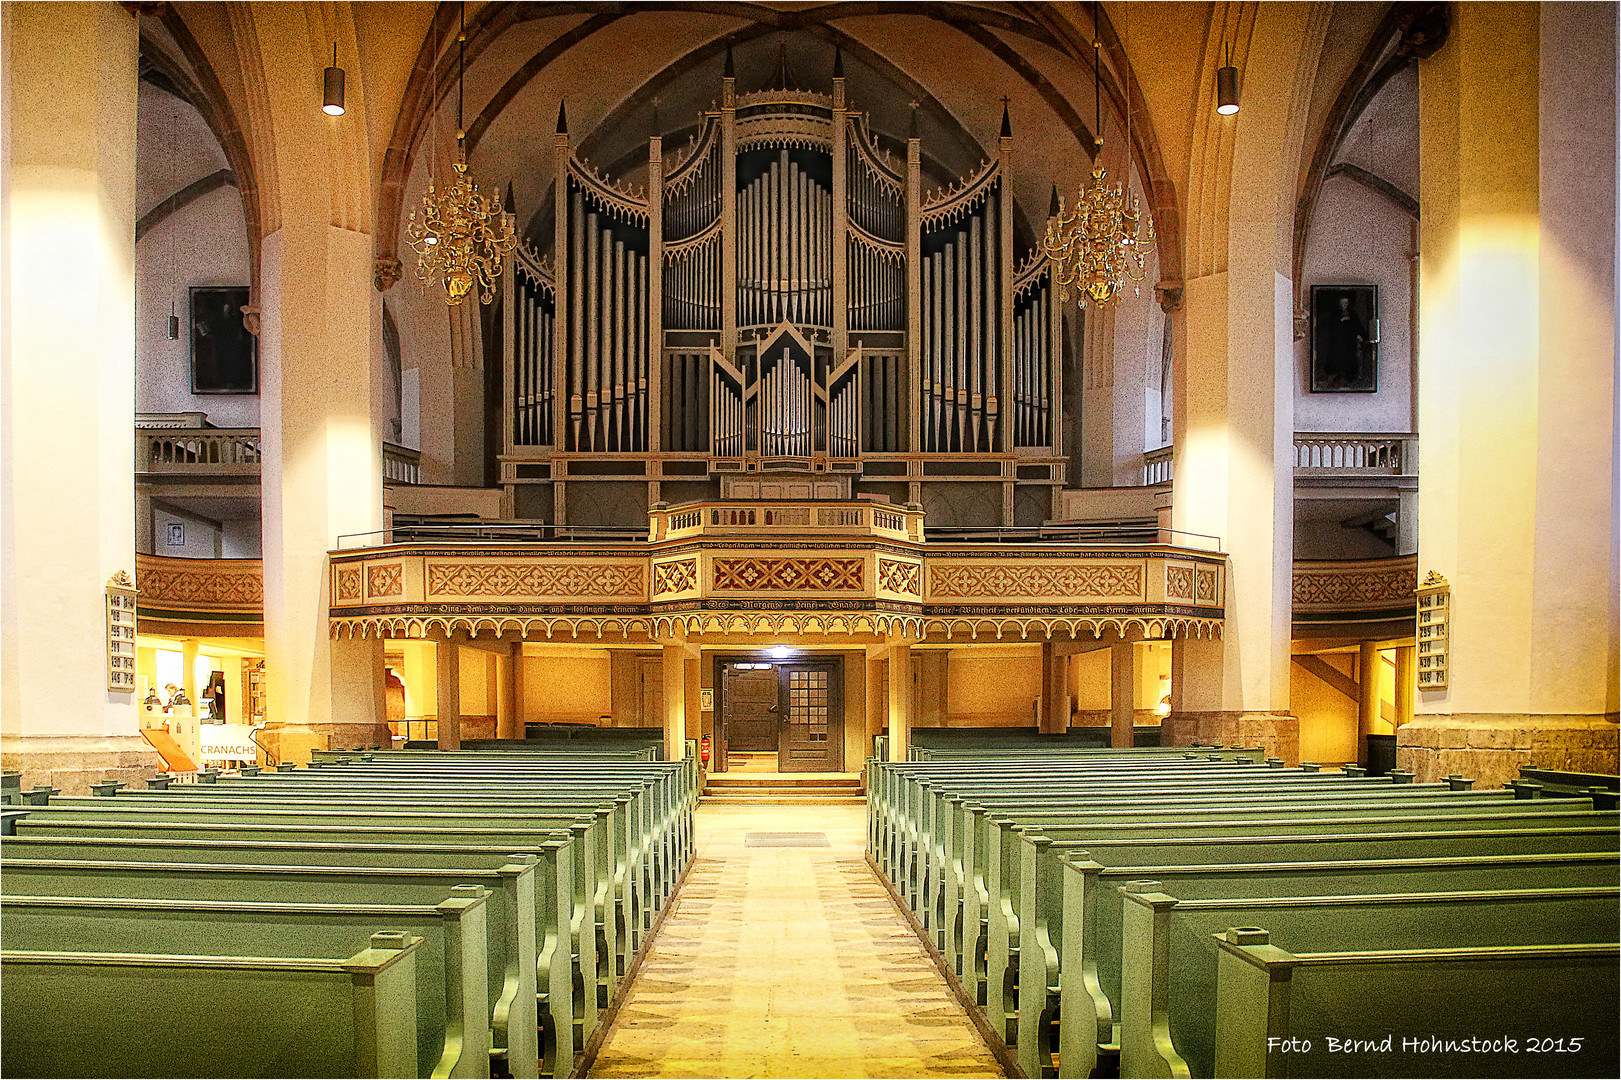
[330,500,1225,643]
[134,553,264,636]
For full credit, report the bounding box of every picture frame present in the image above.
[190,286,258,394]
[1309,284,1379,393]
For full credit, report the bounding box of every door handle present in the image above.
[768,705,780,713]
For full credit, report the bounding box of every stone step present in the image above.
[699,793,868,805]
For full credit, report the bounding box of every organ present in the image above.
[500,52,1065,527]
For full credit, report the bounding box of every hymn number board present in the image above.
[1415,571,1450,691]
[106,571,138,693]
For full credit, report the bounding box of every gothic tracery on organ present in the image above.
[502,56,1062,516]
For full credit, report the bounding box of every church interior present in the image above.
[1,1,1618,1077]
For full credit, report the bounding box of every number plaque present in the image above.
[1415,570,1449,691]
[106,571,138,693]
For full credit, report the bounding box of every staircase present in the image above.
[701,771,866,805]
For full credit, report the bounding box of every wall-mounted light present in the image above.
[1216,44,1240,115]
[167,300,180,340]
[323,43,346,116]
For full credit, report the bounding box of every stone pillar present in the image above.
[239,4,382,765]
[1110,640,1135,749]
[1404,2,1619,786]
[887,641,912,762]
[0,3,162,793]
[865,648,887,758]
[496,644,520,740]
[1357,641,1381,765]
[1164,5,1316,765]
[1040,642,1069,734]
[1394,646,1416,728]
[918,651,948,728]
[661,643,687,762]
[436,635,462,751]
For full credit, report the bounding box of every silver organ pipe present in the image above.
[737,152,832,328]
[1011,279,1052,447]
[558,184,650,453]
[511,265,556,448]
[522,96,1062,482]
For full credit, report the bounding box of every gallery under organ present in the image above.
[500,51,1062,529]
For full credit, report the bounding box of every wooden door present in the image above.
[723,667,779,753]
[778,663,843,772]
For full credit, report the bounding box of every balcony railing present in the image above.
[136,428,261,475]
[649,499,925,542]
[134,426,420,486]
[383,442,421,485]
[1294,432,1415,474]
[1142,445,1173,485]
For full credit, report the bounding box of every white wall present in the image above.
[134,81,256,427]
[1294,66,1417,435]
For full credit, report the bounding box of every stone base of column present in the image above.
[257,722,389,766]
[1161,712,1300,764]
[0,734,166,795]
[1398,714,1620,788]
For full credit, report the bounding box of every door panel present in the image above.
[723,667,779,753]
[778,664,843,772]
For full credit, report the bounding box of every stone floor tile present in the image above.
[588,803,1002,1079]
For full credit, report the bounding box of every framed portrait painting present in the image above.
[190,286,257,394]
[1310,284,1378,393]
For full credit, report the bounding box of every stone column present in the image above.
[865,648,887,757]
[1357,641,1381,765]
[496,644,520,739]
[1040,641,1069,734]
[436,635,462,751]
[236,4,382,765]
[0,3,162,792]
[887,641,913,762]
[1394,646,1415,728]
[661,642,687,761]
[1164,4,1318,765]
[1403,2,1619,785]
[1110,640,1135,749]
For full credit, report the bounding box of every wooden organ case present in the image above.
[500,60,1065,529]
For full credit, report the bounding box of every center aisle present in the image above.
[589,802,1004,1079]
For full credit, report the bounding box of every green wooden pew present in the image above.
[1,890,491,1079]
[903,775,1463,935]
[9,805,598,1065]
[1213,931,1619,1078]
[0,856,553,1078]
[1,931,424,1078]
[30,793,642,993]
[942,793,1567,983]
[1002,820,1620,1066]
[1052,850,1621,1079]
[0,833,579,1070]
[1116,885,1620,1079]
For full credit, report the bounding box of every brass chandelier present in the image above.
[1042,4,1155,307]
[406,4,514,306]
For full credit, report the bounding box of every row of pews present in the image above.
[0,742,698,1078]
[868,742,1620,1078]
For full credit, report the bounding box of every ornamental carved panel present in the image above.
[1293,561,1418,608]
[929,563,1143,599]
[137,558,263,608]
[712,557,864,591]
[878,558,922,596]
[1166,565,1195,601]
[336,567,363,602]
[653,559,698,595]
[427,562,644,598]
[366,564,403,598]
[1196,567,1218,604]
